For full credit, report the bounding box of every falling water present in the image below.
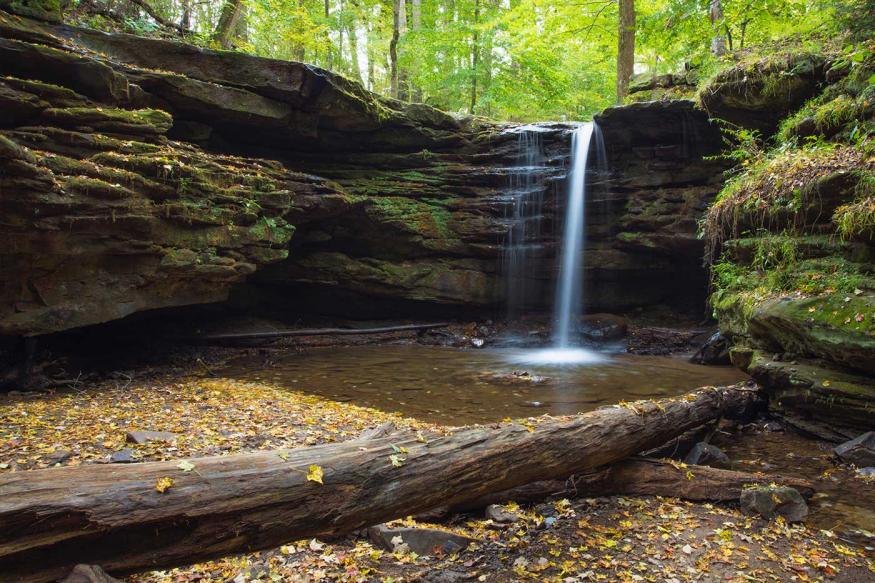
[554,122,599,348]
[509,121,606,366]
[503,128,547,319]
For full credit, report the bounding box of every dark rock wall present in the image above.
[0,9,727,335]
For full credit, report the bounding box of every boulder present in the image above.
[748,294,875,376]
[834,432,875,468]
[690,331,731,365]
[579,313,628,342]
[740,485,808,522]
[125,430,178,445]
[485,504,519,524]
[367,524,477,556]
[684,442,730,468]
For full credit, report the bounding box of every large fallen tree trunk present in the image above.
[0,385,759,582]
[447,457,815,513]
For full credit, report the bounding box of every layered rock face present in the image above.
[702,49,875,439]
[0,8,727,336]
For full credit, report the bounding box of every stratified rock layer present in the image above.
[1,8,727,335]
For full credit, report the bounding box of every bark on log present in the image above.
[448,457,815,513]
[0,385,759,582]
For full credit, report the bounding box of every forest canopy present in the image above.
[47,0,875,120]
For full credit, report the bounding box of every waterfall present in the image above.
[553,122,601,347]
[503,128,547,319]
[509,121,606,366]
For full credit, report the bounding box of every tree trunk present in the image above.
[409,0,422,101]
[389,0,401,97]
[292,0,305,61]
[616,0,635,103]
[213,0,245,49]
[180,0,191,29]
[470,0,479,113]
[0,386,759,582]
[709,0,728,56]
[346,14,364,84]
[447,458,815,514]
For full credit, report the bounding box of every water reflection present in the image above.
[223,344,747,426]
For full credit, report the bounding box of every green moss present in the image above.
[697,47,829,110]
[43,107,174,134]
[704,143,872,254]
[365,196,456,240]
[62,175,134,199]
[0,0,68,22]
[835,196,875,240]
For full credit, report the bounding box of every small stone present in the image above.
[125,430,178,445]
[367,524,477,556]
[740,485,808,522]
[109,449,137,463]
[60,565,122,583]
[856,466,875,477]
[543,516,558,528]
[46,449,72,464]
[684,442,730,468]
[485,504,519,524]
[471,338,485,348]
[833,432,875,467]
[763,421,784,432]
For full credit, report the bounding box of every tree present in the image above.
[616,0,635,102]
[389,0,403,98]
[213,0,246,48]
[709,0,728,56]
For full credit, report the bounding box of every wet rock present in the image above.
[109,449,137,463]
[125,430,178,445]
[579,313,628,342]
[856,467,875,478]
[479,370,549,385]
[60,565,122,583]
[763,421,784,432]
[485,504,519,524]
[367,524,477,556]
[684,442,730,468]
[834,432,875,467]
[740,485,808,522]
[690,331,731,365]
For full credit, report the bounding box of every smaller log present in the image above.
[447,458,814,513]
[190,322,450,343]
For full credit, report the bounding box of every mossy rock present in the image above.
[698,51,829,134]
[747,294,875,375]
[42,107,174,136]
[744,351,875,440]
[0,0,68,23]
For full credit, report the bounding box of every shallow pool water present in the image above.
[224,344,748,426]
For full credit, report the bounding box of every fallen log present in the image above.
[447,457,815,513]
[0,385,759,582]
[189,322,451,342]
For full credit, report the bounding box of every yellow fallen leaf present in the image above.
[307,464,324,484]
[176,460,195,472]
[155,476,174,493]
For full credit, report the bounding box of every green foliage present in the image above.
[61,0,859,121]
